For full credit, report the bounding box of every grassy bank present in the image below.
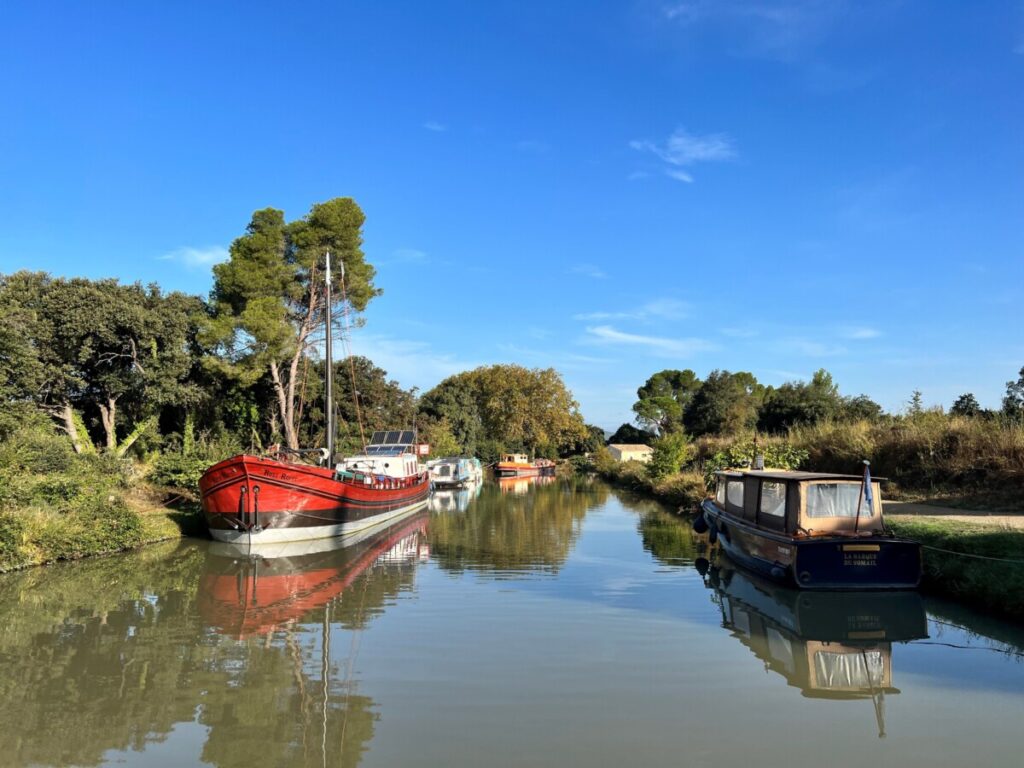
[0,410,202,573]
[888,517,1024,623]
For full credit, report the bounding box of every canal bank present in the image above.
[593,464,1024,624]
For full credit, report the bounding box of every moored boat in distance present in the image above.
[493,453,556,478]
[698,465,921,590]
[200,430,430,544]
[428,456,478,488]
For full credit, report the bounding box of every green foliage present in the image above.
[1003,367,1024,421]
[951,392,982,418]
[646,432,694,480]
[607,422,655,446]
[208,198,379,448]
[419,365,587,457]
[702,439,808,487]
[684,369,765,436]
[632,369,701,434]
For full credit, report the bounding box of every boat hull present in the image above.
[200,455,431,544]
[700,499,922,590]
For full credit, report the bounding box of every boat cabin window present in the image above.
[759,482,786,518]
[726,480,744,510]
[805,482,872,519]
[716,479,726,506]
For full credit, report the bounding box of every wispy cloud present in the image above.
[660,0,848,61]
[157,245,228,270]
[720,326,760,338]
[630,127,736,182]
[840,326,881,340]
[780,337,847,357]
[347,333,476,390]
[584,325,715,357]
[568,263,608,279]
[423,121,447,132]
[574,298,689,322]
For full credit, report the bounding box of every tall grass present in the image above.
[788,416,1024,495]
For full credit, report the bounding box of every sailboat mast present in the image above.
[324,252,334,464]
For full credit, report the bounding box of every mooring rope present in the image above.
[921,543,1024,565]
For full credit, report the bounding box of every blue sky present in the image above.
[2,1,1022,429]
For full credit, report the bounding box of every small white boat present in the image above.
[428,456,477,488]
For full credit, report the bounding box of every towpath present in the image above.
[884,501,1024,530]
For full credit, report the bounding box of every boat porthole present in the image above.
[799,571,812,583]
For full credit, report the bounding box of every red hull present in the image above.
[199,454,430,541]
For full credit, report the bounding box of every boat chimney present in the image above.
[753,454,765,470]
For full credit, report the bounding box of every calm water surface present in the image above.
[2,478,1023,767]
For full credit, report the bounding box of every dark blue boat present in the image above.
[699,469,921,590]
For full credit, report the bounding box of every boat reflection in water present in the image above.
[497,474,556,495]
[200,508,429,638]
[698,558,928,737]
[428,479,482,513]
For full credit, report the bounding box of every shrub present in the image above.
[646,433,694,481]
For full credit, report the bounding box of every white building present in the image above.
[607,444,654,463]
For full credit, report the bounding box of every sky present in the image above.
[1,1,1022,430]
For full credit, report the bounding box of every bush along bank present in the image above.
[0,411,196,572]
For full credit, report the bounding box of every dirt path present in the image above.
[884,501,1024,530]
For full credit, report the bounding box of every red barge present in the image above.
[200,430,430,544]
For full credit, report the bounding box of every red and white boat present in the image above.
[199,252,430,544]
[200,430,430,544]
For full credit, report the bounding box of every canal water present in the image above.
[2,478,1023,767]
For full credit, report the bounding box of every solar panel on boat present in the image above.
[369,431,387,445]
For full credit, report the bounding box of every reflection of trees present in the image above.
[638,508,698,566]
[429,477,607,575]
[0,523,425,767]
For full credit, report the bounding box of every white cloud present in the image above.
[630,127,736,182]
[781,337,847,356]
[573,298,689,322]
[665,168,694,183]
[347,332,476,390]
[841,326,881,340]
[584,325,715,356]
[423,121,447,132]
[660,0,849,61]
[158,245,228,270]
[568,263,607,279]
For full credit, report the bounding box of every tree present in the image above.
[646,432,694,480]
[421,365,587,456]
[328,356,417,451]
[840,394,884,422]
[757,369,843,433]
[907,389,925,417]
[1002,368,1024,421]
[607,423,655,446]
[0,272,206,453]
[951,392,982,418]
[207,198,379,449]
[632,369,700,434]
[418,375,484,455]
[684,370,764,436]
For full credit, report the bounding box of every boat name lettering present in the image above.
[843,553,878,567]
[261,469,297,482]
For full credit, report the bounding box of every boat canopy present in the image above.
[711,469,884,534]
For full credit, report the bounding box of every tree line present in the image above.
[0,197,591,464]
[608,366,1024,446]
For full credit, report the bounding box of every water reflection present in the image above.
[0,510,430,768]
[427,479,482,513]
[699,559,928,737]
[428,476,607,576]
[496,474,555,494]
[200,510,429,637]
